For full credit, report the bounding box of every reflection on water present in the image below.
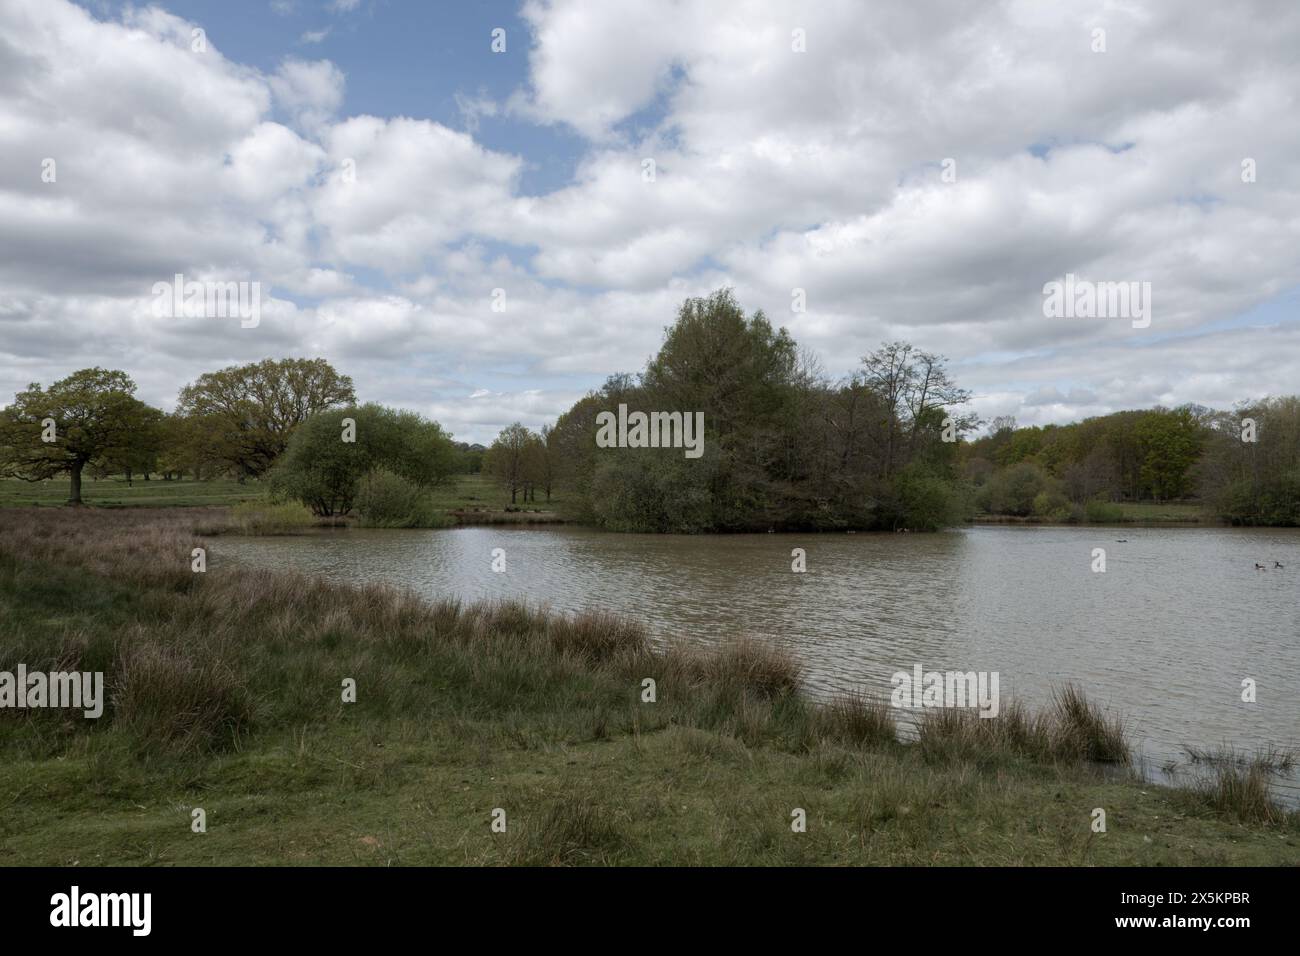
[216,524,1300,800]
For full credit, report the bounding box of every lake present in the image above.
[215,524,1300,800]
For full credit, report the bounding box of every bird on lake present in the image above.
[1275,561,1284,569]
[1255,563,1266,570]
[1115,539,1128,543]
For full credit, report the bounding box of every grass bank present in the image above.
[0,507,1294,865]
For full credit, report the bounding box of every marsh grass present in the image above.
[1179,745,1295,824]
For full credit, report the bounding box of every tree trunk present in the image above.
[68,463,84,505]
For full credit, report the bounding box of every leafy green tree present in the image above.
[269,404,456,516]
[177,358,355,479]
[95,403,167,484]
[484,423,534,505]
[1134,407,1204,500]
[0,368,156,504]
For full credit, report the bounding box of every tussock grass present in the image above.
[916,690,1130,768]
[1179,745,1293,824]
[501,791,627,866]
[817,691,897,749]
[113,640,254,754]
[1049,684,1131,764]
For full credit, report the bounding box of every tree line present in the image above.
[6,294,1295,530]
[0,358,463,525]
[964,399,1300,525]
[486,288,1298,530]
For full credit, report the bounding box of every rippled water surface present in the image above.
[217,524,1300,798]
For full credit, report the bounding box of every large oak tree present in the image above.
[0,368,156,504]
[176,357,355,479]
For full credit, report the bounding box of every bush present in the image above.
[269,404,457,516]
[355,468,452,528]
[979,462,1051,516]
[1032,489,1071,521]
[896,470,967,530]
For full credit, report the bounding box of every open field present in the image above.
[0,477,263,509]
[1116,501,1209,522]
[0,475,571,524]
[0,506,1294,865]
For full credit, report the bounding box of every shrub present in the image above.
[269,404,457,516]
[355,468,451,528]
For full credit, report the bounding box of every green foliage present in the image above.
[0,368,159,503]
[226,500,316,534]
[269,404,456,516]
[1084,499,1125,523]
[977,462,1052,516]
[894,467,969,531]
[1032,488,1072,521]
[176,357,355,479]
[551,289,977,532]
[1200,397,1300,525]
[355,468,453,528]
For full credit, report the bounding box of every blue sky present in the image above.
[2,0,1297,443]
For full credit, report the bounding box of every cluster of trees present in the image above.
[962,398,1300,525]
[0,358,458,523]
[483,423,555,505]
[536,289,977,532]
[8,303,1294,531]
[0,358,358,503]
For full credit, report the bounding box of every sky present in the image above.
[2,0,1298,444]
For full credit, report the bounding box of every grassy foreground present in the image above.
[0,508,1294,866]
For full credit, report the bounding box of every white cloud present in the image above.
[2,0,1299,443]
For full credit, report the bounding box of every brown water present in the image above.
[216,524,1300,800]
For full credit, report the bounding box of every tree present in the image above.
[0,368,155,504]
[95,404,167,485]
[269,404,456,516]
[176,358,355,479]
[859,342,975,477]
[484,423,533,504]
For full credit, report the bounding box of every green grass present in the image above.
[424,473,569,512]
[1,474,570,522]
[1116,502,1208,522]
[0,477,263,509]
[0,507,1294,866]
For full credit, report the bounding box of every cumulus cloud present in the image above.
[2,0,1298,442]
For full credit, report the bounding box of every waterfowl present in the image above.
[1275,561,1284,569]
[1255,563,1266,570]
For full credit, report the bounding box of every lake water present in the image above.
[216,524,1300,800]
